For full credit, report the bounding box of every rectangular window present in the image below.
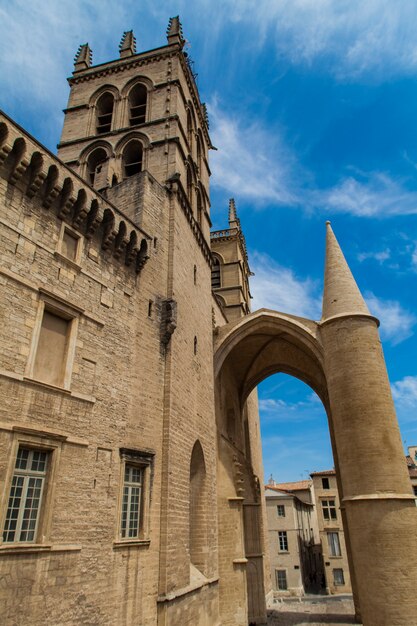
[3,447,49,543]
[33,309,70,387]
[413,486,417,496]
[327,531,341,556]
[333,568,345,586]
[322,499,337,521]
[276,569,287,590]
[278,530,288,552]
[121,464,143,539]
[117,449,154,543]
[277,504,285,517]
[62,228,79,262]
[322,477,330,489]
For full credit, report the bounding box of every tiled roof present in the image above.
[267,480,311,492]
[310,469,336,476]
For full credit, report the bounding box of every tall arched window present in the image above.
[187,109,193,153]
[189,441,207,574]
[87,147,108,186]
[96,93,114,135]
[211,256,221,289]
[129,84,147,126]
[186,164,193,205]
[196,134,202,173]
[123,140,143,178]
[196,191,203,228]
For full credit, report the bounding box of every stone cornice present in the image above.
[0,110,151,276]
[69,44,177,85]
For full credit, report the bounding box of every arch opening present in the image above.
[123,140,143,178]
[87,147,108,186]
[214,310,336,625]
[96,92,114,134]
[129,84,147,126]
[189,440,208,576]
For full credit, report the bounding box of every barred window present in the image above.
[333,568,345,586]
[121,464,143,539]
[3,447,49,543]
[275,569,287,590]
[278,530,288,552]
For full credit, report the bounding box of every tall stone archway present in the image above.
[214,224,417,626]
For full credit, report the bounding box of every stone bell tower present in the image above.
[210,199,252,322]
[58,17,212,241]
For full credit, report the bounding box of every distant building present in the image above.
[265,480,324,596]
[406,446,417,498]
[310,470,352,594]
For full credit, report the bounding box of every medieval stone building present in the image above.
[0,17,416,626]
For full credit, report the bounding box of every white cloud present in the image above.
[365,292,416,345]
[316,172,417,217]
[191,0,417,81]
[357,248,391,264]
[392,376,417,407]
[250,251,321,318]
[208,99,417,215]
[259,394,323,423]
[412,244,417,269]
[208,100,300,205]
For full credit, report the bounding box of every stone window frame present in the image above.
[277,504,285,518]
[322,477,330,489]
[120,76,154,130]
[278,530,288,552]
[333,568,345,586]
[211,253,222,289]
[0,431,63,551]
[327,531,342,557]
[56,221,83,268]
[87,85,121,137]
[114,448,154,548]
[275,569,288,591]
[114,131,150,182]
[321,498,337,521]
[25,292,80,391]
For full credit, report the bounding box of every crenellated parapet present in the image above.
[0,111,151,274]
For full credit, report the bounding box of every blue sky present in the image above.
[1,1,416,482]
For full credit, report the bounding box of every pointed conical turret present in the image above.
[74,44,92,71]
[321,221,371,322]
[166,16,185,46]
[119,30,136,58]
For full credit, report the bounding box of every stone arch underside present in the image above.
[215,309,327,408]
[214,309,331,626]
